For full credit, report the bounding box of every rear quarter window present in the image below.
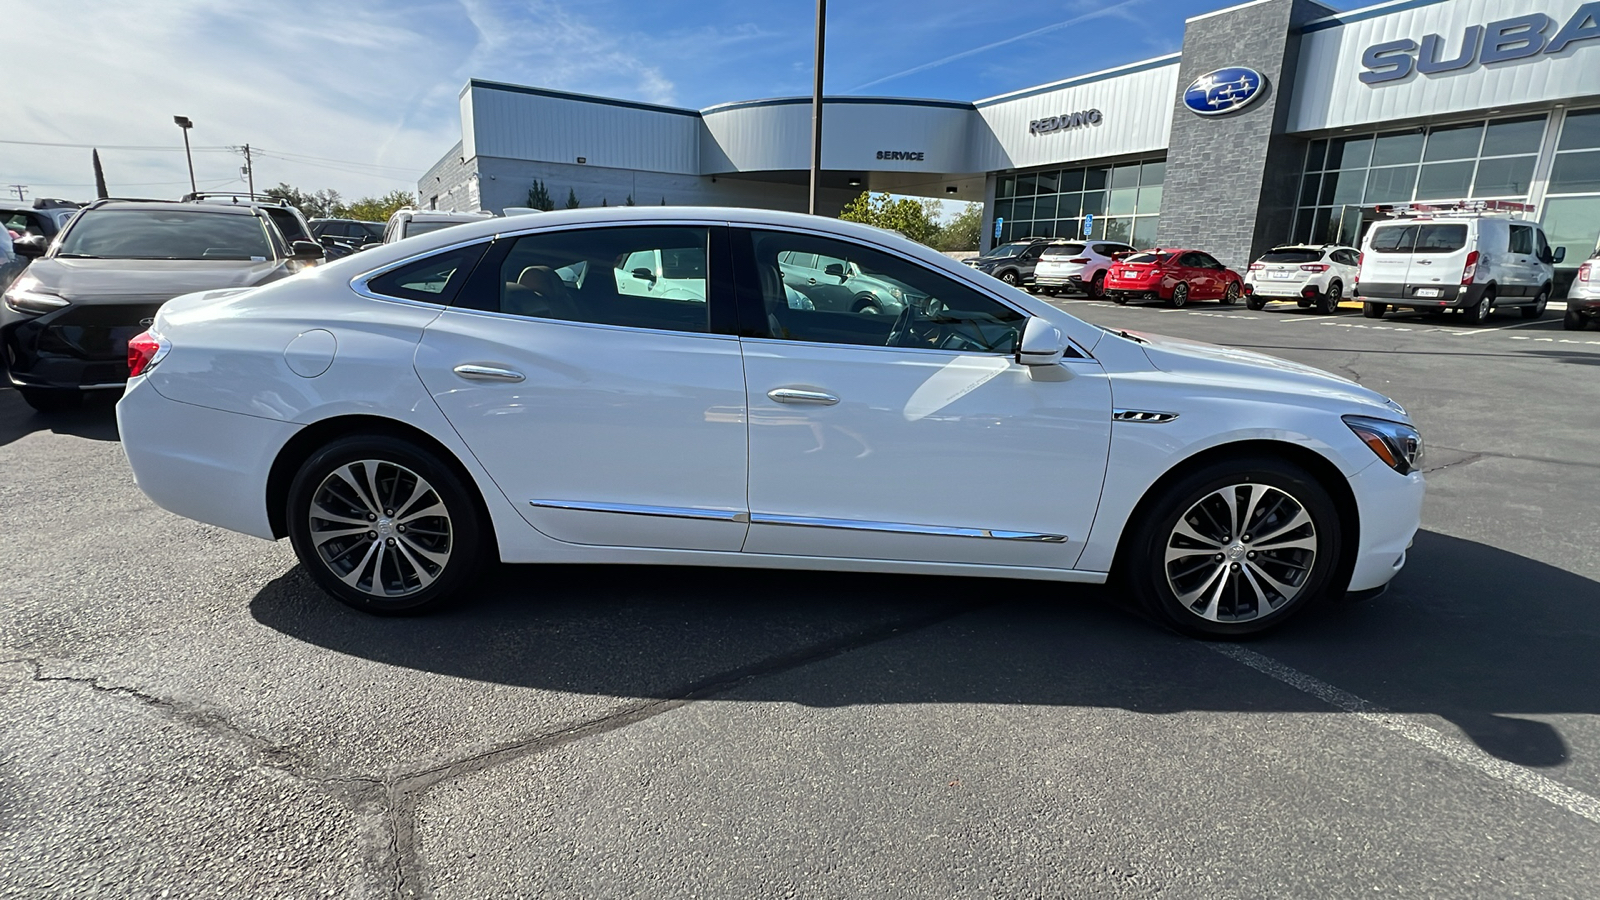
[1260,249,1323,264]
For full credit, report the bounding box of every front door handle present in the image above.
[768,388,839,406]
[453,364,525,383]
[1415,260,1433,265]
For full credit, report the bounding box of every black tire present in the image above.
[1318,281,1342,315]
[19,388,83,414]
[851,295,884,315]
[1566,307,1588,330]
[1362,302,1386,319]
[999,270,1020,286]
[1521,287,1548,319]
[1219,281,1240,305]
[287,435,486,615]
[1168,282,1190,308]
[1089,271,1107,299]
[1111,292,1127,305]
[1467,288,1494,325]
[1042,287,1059,296]
[1119,456,1344,638]
[1246,295,1267,311]
[1297,300,1313,308]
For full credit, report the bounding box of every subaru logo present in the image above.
[139,318,155,328]
[1183,66,1266,116]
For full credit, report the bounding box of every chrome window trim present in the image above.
[438,304,739,341]
[749,512,1067,543]
[530,499,749,523]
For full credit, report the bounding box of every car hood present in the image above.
[26,257,286,301]
[1124,329,1407,418]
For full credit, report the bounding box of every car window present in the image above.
[366,243,488,304]
[265,209,309,243]
[1414,224,1468,253]
[2,212,47,238]
[1536,229,1552,260]
[1260,249,1322,264]
[56,209,274,260]
[1193,253,1223,269]
[1335,249,1360,266]
[1509,224,1534,255]
[406,220,471,239]
[1369,225,1415,253]
[465,226,710,334]
[1124,251,1168,264]
[1041,243,1086,258]
[1177,252,1204,267]
[748,230,1023,354]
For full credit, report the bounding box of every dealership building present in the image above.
[422,0,1600,288]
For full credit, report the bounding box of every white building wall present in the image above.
[972,58,1181,172]
[464,81,701,175]
[1289,0,1600,133]
[700,100,976,174]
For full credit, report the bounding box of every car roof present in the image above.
[87,199,260,216]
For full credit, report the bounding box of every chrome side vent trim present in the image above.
[530,500,749,523]
[749,512,1067,543]
[1113,409,1179,424]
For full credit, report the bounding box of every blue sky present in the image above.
[3,0,1352,209]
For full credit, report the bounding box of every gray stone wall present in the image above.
[1157,0,1336,270]
[419,143,473,211]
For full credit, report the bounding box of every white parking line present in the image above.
[1278,313,1359,324]
[1212,645,1600,826]
[1510,336,1600,345]
[1448,318,1557,336]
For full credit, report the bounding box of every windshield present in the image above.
[1124,252,1169,264]
[407,220,472,238]
[1041,243,1086,258]
[56,209,273,260]
[985,242,1032,258]
[1260,249,1323,264]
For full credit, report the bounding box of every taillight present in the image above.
[1355,252,1363,284]
[1068,258,1090,264]
[1461,250,1479,285]
[1249,263,1265,271]
[127,330,170,377]
[1580,263,1592,283]
[1300,263,1330,272]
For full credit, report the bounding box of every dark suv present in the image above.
[962,238,1054,288]
[310,218,384,253]
[2,200,323,412]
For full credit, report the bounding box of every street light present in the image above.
[808,0,826,215]
[173,115,196,195]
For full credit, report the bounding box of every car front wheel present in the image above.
[287,435,485,615]
[1220,282,1240,305]
[1565,307,1588,330]
[1000,270,1020,286]
[1122,456,1343,638]
[1521,288,1548,319]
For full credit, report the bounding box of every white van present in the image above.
[1355,207,1565,325]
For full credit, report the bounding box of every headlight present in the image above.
[2,274,70,315]
[1343,415,1423,475]
[889,286,903,300]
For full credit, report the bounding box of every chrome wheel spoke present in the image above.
[1238,565,1277,617]
[1172,519,1223,548]
[1253,534,1317,553]
[1245,560,1301,602]
[398,501,446,525]
[391,540,439,589]
[311,524,374,544]
[1174,561,1227,609]
[1251,508,1311,546]
[310,505,372,528]
[332,465,381,517]
[338,539,382,590]
[310,458,453,600]
[396,533,449,567]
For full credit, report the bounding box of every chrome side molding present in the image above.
[1113,409,1179,423]
[749,512,1067,542]
[529,499,749,523]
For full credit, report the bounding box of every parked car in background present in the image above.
[776,248,924,314]
[383,208,495,243]
[116,206,1423,637]
[2,199,323,413]
[1244,245,1360,315]
[1032,240,1136,298]
[962,238,1053,288]
[2,200,80,288]
[1566,250,1600,330]
[311,218,384,254]
[186,193,328,264]
[1354,205,1559,324]
[1106,248,1243,307]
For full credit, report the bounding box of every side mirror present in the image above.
[12,235,46,258]
[1018,317,1066,366]
[824,263,846,278]
[290,240,325,262]
[1552,247,1566,264]
[630,267,657,283]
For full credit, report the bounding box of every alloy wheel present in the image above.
[1163,483,1318,624]
[307,459,453,598]
[1169,283,1189,308]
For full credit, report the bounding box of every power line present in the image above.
[252,148,418,174]
[0,138,233,152]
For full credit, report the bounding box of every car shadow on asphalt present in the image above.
[249,529,1597,769]
[0,387,120,448]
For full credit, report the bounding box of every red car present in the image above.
[1105,248,1244,308]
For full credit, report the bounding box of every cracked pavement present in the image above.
[4,299,1600,897]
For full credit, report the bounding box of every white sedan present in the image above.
[116,207,1424,637]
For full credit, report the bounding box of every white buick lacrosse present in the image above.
[117,207,1423,636]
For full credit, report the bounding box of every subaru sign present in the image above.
[1182,67,1266,116]
[1360,4,1600,85]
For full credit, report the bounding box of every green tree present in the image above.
[934,202,982,252]
[527,179,555,211]
[334,189,415,223]
[625,194,635,206]
[601,198,608,207]
[264,183,342,218]
[838,191,941,245]
[565,188,580,209]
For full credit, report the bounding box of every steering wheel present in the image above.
[885,303,917,348]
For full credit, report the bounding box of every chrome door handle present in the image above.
[1415,260,1432,265]
[453,364,525,383]
[768,388,839,406]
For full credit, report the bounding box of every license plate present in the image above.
[1415,288,1441,297]
[1268,271,1293,280]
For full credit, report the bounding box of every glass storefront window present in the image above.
[1109,188,1137,216]
[1300,173,1320,206]
[1371,131,1424,167]
[1035,170,1059,194]
[1141,160,1166,185]
[1080,191,1106,217]
[1550,150,1600,194]
[1415,161,1475,200]
[1138,183,1163,215]
[989,159,1161,252]
[1542,196,1600,273]
[1482,116,1547,156]
[1132,217,1159,249]
[1084,168,1109,191]
[1013,197,1035,221]
[1322,169,1364,205]
[1103,217,1132,243]
[1017,174,1037,195]
[1058,169,1084,192]
[1424,123,1483,161]
[1473,156,1536,196]
[1327,136,1372,170]
[994,199,1013,224]
[1056,193,1082,218]
[1306,139,1328,172]
[997,176,1015,199]
[1365,166,1418,203]
[1559,109,1600,150]
[1111,165,1140,189]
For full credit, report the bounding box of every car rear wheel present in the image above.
[287,435,485,615]
[1566,307,1588,330]
[1220,282,1240,305]
[1521,288,1548,319]
[1121,456,1342,638]
[1362,302,1386,319]
[19,388,83,414]
[1246,294,1267,311]
[1168,283,1190,308]
[1089,271,1107,299]
[1000,270,1020,286]
[1468,289,1494,325]
[1317,281,1342,315]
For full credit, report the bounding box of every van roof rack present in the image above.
[1375,200,1534,219]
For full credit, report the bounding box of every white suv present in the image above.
[1244,245,1359,315]
[383,208,495,243]
[1566,250,1600,330]
[1032,240,1135,298]
[1355,209,1563,325]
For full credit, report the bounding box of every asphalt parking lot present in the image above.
[4,297,1600,898]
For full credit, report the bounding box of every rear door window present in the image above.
[1414,224,1468,253]
[1369,225,1417,253]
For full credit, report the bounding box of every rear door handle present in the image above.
[453,364,525,383]
[768,388,839,406]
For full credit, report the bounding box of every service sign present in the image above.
[1182,67,1266,116]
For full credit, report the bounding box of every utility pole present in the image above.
[241,144,254,195]
[173,116,196,195]
[808,0,826,215]
[6,184,27,202]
